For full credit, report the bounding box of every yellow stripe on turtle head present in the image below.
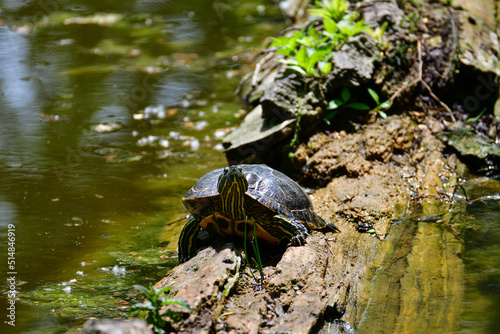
[217,166,248,220]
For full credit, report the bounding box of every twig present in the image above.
[469,194,500,203]
[326,242,335,258]
[421,81,455,121]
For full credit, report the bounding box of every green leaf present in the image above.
[325,109,340,122]
[467,108,487,123]
[378,110,388,119]
[327,99,344,110]
[269,36,290,48]
[319,61,332,74]
[346,102,371,110]
[380,21,388,35]
[337,18,370,37]
[308,68,320,77]
[341,87,350,102]
[156,286,174,296]
[287,65,308,76]
[297,36,313,47]
[309,8,331,21]
[323,17,338,35]
[131,300,156,310]
[308,25,321,44]
[367,88,380,105]
[306,47,330,76]
[275,48,292,56]
[162,298,191,311]
[279,58,299,66]
[133,284,151,296]
[380,101,392,109]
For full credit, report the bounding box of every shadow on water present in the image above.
[0,0,284,332]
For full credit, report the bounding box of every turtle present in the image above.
[178,164,339,263]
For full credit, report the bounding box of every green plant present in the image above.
[324,87,391,124]
[367,88,392,119]
[310,0,349,22]
[367,21,388,47]
[466,108,486,123]
[272,27,334,77]
[131,284,190,334]
[400,10,421,33]
[243,218,265,288]
[324,87,370,124]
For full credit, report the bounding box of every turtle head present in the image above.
[217,166,248,220]
[217,166,248,195]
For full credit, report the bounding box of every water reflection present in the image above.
[0,27,43,169]
[0,195,17,229]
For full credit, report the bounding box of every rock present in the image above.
[223,104,296,165]
[324,34,379,90]
[453,0,500,121]
[259,74,323,120]
[437,128,500,159]
[358,0,404,28]
[155,244,241,333]
[436,128,500,174]
[454,3,500,76]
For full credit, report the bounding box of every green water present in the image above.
[0,0,283,332]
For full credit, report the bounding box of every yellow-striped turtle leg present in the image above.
[272,215,309,245]
[178,215,202,263]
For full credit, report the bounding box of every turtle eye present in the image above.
[217,168,229,192]
[218,168,230,182]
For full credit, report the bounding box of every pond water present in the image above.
[1,1,500,334]
[0,0,284,332]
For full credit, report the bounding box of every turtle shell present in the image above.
[182,164,333,231]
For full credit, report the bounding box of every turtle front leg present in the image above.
[272,215,309,246]
[178,215,203,263]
